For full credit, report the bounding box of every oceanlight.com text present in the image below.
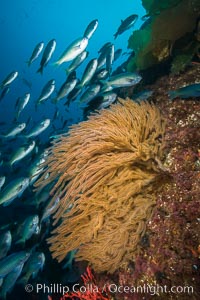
[25,283,194,296]
[108,283,194,295]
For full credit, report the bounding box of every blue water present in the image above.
[0,0,145,130]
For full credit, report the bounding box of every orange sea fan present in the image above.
[35,98,166,273]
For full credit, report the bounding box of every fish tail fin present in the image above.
[36,66,43,75]
[113,33,118,40]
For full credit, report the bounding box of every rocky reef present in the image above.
[51,64,200,300]
[93,64,200,300]
[127,0,200,74]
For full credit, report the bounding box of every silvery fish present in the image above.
[0,262,24,299]
[28,157,45,185]
[97,92,117,109]
[18,252,45,285]
[97,51,107,69]
[29,184,52,208]
[62,249,77,270]
[114,14,138,39]
[79,84,101,103]
[65,51,89,75]
[106,44,115,75]
[0,177,6,191]
[37,39,56,74]
[66,79,82,101]
[114,48,122,61]
[132,90,153,101]
[27,41,44,67]
[36,79,55,104]
[101,72,142,89]
[41,197,60,223]
[15,215,39,245]
[53,108,60,121]
[0,251,30,278]
[54,37,88,66]
[0,71,18,89]
[25,119,50,138]
[0,123,26,138]
[15,93,30,120]
[22,78,32,89]
[9,141,35,166]
[0,177,29,206]
[93,68,109,81]
[168,83,200,100]
[78,58,98,88]
[0,231,12,259]
[0,87,10,101]
[84,19,98,39]
[53,78,77,104]
[98,42,112,54]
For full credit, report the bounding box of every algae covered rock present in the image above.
[171,40,199,74]
[142,0,182,15]
[127,0,200,72]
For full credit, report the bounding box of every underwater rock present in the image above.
[105,63,200,300]
[127,0,200,72]
[142,0,182,15]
